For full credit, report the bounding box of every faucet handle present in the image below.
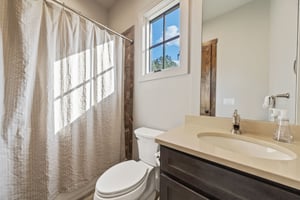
[232,109,241,134]
[232,109,240,125]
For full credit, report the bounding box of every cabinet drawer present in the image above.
[160,146,300,200]
[161,173,209,200]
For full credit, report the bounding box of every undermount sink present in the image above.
[197,132,297,161]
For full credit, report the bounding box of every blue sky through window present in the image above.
[151,18,163,46]
[149,5,180,71]
[165,8,180,40]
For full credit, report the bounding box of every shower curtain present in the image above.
[0,0,125,199]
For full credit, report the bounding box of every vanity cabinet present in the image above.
[160,146,300,200]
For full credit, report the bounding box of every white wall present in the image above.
[108,0,298,128]
[61,0,108,25]
[202,0,270,120]
[269,0,298,123]
[108,0,202,130]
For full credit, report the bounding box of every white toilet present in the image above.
[94,127,164,200]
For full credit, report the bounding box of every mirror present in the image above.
[201,0,299,123]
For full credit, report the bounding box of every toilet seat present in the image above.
[95,160,150,198]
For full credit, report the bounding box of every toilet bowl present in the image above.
[94,160,155,200]
[94,127,163,200]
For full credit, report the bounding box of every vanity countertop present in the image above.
[155,115,300,190]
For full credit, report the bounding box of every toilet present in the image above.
[94,127,164,200]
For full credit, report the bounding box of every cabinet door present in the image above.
[160,174,209,200]
[160,146,300,200]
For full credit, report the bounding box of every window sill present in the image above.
[138,65,189,82]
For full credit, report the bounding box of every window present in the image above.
[139,0,189,81]
[149,4,180,73]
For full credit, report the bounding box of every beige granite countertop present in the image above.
[155,115,300,190]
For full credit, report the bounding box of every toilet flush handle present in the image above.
[155,151,160,166]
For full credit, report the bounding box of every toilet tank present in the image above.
[134,127,164,166]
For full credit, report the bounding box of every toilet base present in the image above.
[144,191,157,200]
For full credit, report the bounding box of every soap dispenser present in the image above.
[273,109,293,143]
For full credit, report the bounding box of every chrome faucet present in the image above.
[231,109,241,134]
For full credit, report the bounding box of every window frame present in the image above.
[148,4,180,73]
[138,0,189,82]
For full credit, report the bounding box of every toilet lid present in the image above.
[96,160,149,197]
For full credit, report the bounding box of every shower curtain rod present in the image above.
[45,0,134,44]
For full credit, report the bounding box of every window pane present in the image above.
[165,7,180,40]
[165,38,180,69]
[150,45,163,72]
[150,17,163,46]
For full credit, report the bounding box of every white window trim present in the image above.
[137,0,190,82]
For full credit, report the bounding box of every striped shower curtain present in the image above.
[0,0,125,199]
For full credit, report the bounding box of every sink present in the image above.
[197,132,297,160]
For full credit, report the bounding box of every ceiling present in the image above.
[203,0,253,22]
[94,0,118,9]
[93,0,253,19]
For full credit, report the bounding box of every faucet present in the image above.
[231,109,241,134]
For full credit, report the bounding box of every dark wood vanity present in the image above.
[160,146,300,200]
